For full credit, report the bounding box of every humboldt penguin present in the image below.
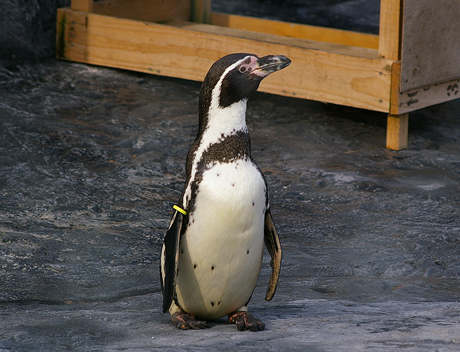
[161,53,290,331]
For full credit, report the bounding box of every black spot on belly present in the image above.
[194,264,197,269]
[217,173,220,177]
[218,301,221,306]
[211,266,215,270]
[231,183,235,187]
[247,249,250,254]
[211,302,215,307]
[252,201,255,206]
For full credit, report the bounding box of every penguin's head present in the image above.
[199,53,291,120]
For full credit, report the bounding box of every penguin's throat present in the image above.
[203,99,248,139]
[183,99,251,212]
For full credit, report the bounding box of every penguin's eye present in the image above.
[239,66,247,73]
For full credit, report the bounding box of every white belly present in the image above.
[176,159,266,320]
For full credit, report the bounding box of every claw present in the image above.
[171,312,209,330]
[228,311,265,332]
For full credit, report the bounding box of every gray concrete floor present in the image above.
[1,59,460,351]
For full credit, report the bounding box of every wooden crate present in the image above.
[57,0,460,150]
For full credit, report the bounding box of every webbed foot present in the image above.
[171,312,209,330]
[228,311,265,332]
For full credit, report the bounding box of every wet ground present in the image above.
[1,55,460,351]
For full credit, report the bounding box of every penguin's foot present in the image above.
[228,311,265,332]
[171,312,209,330]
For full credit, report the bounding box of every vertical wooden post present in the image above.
[71,0,93,12]
[192,0,211,24]
[387,61,408,150]
[386,113,408,150]
[380,0,407,150]
[378,0,403,60]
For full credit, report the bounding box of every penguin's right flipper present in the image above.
[263,208,282,301]
[161,210,183,313]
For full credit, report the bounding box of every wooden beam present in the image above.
[379,0,402,60]
[390,61,460,114]
[92,0,191,22]
[386,113,409,150]
[192,0,211,24]
[390,61,402,114]
[71,0,93,12]
[396,78,460,115]
[174,20,380,59]
[212,13,379,49]
[56,9,393,112]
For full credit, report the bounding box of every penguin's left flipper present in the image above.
[161,210,183,313]
[264,208,282,301]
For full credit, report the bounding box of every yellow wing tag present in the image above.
[173,205,187,216]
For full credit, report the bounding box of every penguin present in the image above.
[160,53,290,331]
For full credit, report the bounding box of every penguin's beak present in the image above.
[252,55,291,78]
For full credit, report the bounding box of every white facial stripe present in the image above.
[182,55,253,209]
[217,55,253,89]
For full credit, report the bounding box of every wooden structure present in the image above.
[57,0,460,150]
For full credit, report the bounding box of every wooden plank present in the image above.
[92,0,191,22]
[56,8,393,112]
[389,60,402,114]
[171,20,380,59]
[400,0,460,91]
[378,0,402,60]
[192,0,211,24]
[395,78,460,114]
[386,113,408,150]
[212,12,379,50]
[71,0,93,12]
[390,61,460,114]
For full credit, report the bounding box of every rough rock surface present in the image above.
[1,0,460,350]
[1,59,460,351]
[0,0,70,63]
